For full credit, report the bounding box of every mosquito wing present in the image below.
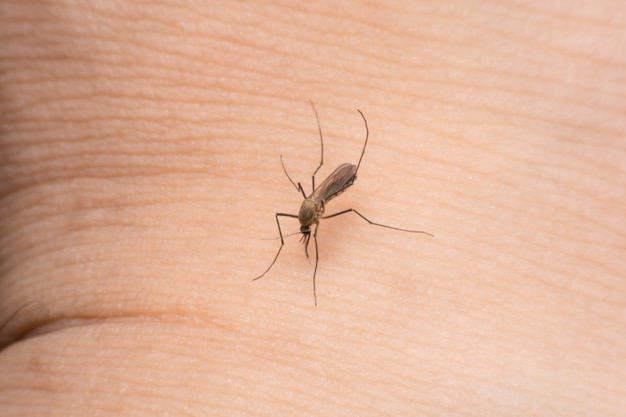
[310,163,357,203]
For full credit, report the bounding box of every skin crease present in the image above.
[0,0,625,415]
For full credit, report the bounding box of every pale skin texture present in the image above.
[1,0,625,415]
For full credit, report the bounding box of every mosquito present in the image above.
[254,102,433,305]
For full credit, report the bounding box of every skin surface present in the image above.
[1,0,625,415]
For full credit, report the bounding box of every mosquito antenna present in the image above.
[261,231,301,241]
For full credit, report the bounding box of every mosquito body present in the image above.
[296,162,356,256]
[254,102,432,305]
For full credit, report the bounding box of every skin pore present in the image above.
[1,1,625,415]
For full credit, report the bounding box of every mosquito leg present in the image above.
[354,109,369,173]
[297,183,306,199]
[312,223,320,306]
[322,209,434,236]
[254,212,299,280]
[309,100,324,192]
[280,156,307,198]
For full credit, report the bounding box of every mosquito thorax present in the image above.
[298,198,323,227]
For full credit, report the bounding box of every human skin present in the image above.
[1,0,625,415]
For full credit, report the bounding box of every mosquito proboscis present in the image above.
[254,102,433,305]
